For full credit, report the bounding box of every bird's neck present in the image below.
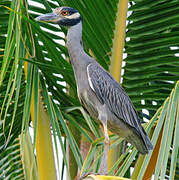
[67,21,84,59]
[67,21,92,80]
[66,21,94,88]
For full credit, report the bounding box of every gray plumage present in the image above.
[87,63,153,154]
[36,7,153,156]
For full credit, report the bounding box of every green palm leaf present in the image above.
[0,0,178,179]
[0,136,24,179]
[123,0,179,120]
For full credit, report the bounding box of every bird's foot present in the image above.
[98,140,109,175]
[98,164,108,175]
[78,172,100,180]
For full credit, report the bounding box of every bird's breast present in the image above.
[77,87,99,120]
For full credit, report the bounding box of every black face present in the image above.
[36,7,82,27]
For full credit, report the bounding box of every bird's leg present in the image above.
[99,121,110,175]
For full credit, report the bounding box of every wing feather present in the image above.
[87,63,142,133]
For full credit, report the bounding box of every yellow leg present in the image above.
[99,122,110,175]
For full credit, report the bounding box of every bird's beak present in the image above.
[35,12,59,22]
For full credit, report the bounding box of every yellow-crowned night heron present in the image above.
[36,7,153,173]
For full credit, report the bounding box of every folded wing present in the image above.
[87,63,143,134]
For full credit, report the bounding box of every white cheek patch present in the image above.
[67,12,80,19]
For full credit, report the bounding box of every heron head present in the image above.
[35,7,82,26]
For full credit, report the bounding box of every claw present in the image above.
[78,173,100,180]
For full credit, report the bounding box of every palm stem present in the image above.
[68,121,81,179]
[108,0,128,171]
[110,0,128,82]
[24,61,57,180]
[82,174,130,180]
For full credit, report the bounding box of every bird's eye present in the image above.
[61,10,69,16]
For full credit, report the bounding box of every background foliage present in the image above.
[0,0,178,179]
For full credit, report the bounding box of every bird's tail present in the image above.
[126,128,153,155]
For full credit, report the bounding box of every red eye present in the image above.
[61,10,69,16]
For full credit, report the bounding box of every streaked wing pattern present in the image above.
[87,63,142,133]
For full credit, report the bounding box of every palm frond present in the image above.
[0,136,24,180]
[123,0,179,120]
[0,0,178,179]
